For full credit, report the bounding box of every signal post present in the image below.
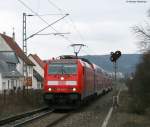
[110,51,122,108]
[110,51,121,81]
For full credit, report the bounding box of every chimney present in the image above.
[3,32,6,35]
[12,27,15,41]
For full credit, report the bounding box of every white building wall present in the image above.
[28,55,44,78]
[33,76,38,89]
[1,78,24,90]
[0,35,36,90]
[16,58,23,75]
[4,79,9,90]
[0,35,23,76]
[0,36,12,51]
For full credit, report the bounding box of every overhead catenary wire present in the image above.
[37,0,40,13]
[18,0,88,56]
[25,14,69,41]
[17,0,57,31]
[34,13,66,16]
[17,0,74,44]
[47,0,76,44]
[47,0,95,56]
[47,0,66,14]
[47,0,86,44]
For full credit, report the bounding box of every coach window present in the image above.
[48,64,62,74]
[48,63,77,74]
[63,64,77,74]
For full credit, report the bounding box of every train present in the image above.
[43,55,112,109]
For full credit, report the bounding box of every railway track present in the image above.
[16,110,73,127]
[0,106,72,127]
[13,110,54,127]
[0,92,114,127]
[45,112,72,127]
[0,107,52,127]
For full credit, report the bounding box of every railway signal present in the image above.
[110,51,121,62]
[110,51,122,81]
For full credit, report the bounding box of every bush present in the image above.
[127,51,150,114]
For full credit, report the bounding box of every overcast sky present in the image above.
[0,0,149,59]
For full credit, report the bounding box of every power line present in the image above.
[47,0,66,14]
[47,0,86,44]
[17,0,73,44]
[47,0,75,44]
[25,14,69,41]
[18,0,54,27]
[68,17,86,44]
[34,13,67,16]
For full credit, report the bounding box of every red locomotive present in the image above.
[43,55,112,109]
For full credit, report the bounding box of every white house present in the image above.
[28,54,45,89]
[0,51,23,92]
[0,33,35,90]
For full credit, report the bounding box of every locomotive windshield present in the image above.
[48,63,77,74]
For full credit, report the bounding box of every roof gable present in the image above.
[0,34,34,66]
[0,51,19,64]
[29,54,45,69]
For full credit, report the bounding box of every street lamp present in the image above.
[70,44,86,57]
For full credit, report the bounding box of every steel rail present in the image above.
[46,113,72,127]
[0,107,49,126]
[14,110,54,127]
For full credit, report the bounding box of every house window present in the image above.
[8,63,16,71]
[11,79,14,89]
[2,82,6,90]
[37,82,41,89]
[8,80,10,89]
[28,66,32,76]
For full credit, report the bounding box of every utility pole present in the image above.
[22,12,69,79]
[23,13,27,78]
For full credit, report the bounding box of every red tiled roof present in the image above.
[29,54,45,69]
[0,34,35,66]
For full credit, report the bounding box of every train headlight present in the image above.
[72,88,76,92]
[48,88,52,91]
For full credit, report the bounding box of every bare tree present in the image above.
[127,9,150,114]
[133,25,150,51]
[132,9,150,51]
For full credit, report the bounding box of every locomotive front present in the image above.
[43,58,82,109]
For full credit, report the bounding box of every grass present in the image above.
[108,90,150,127]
